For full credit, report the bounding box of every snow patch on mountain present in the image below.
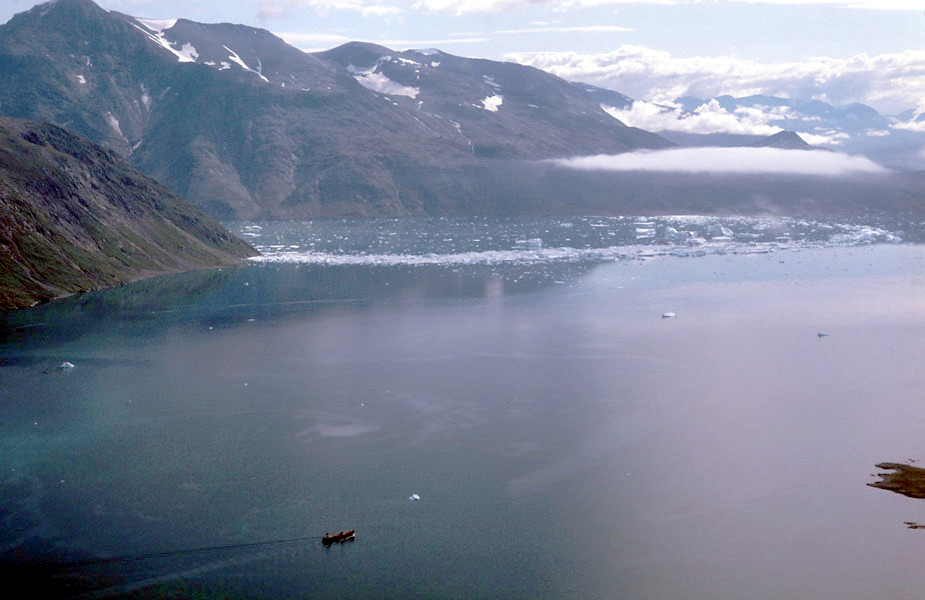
[135,18,178,33]
[131,22,197,63]
[481,95,503,112]
[223,45,269,83]
[177,43,198,62]
[140,83,151,109]
[76,74,86,85]
[348,60,420,98]
[105,112,122,137]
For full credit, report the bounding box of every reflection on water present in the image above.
[869,463,925,530]
[869,462,925,500]
[2,220,925,599]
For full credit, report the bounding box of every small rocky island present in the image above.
[869,463,925,500]
[0,117,258,309]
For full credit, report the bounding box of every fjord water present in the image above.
[3,217,925,599]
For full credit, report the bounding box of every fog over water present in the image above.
[2,217,925,599]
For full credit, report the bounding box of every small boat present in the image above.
[322,530,356,545]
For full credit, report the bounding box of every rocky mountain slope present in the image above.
[748,130,814,150]
[0,117,257,309]
[0,0,670,219]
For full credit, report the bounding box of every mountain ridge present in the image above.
[0,0,672,220]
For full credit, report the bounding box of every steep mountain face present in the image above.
[0,0,671,219]
[0,117,257,309]
[318,43,666,159]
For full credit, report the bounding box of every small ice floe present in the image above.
[817,332,829,338]
[634,220,656,240]
[513,238,543,251]
[661,312,677,319]
[58,361,75,369]
[707,223,734,240]
[409,493,421,501]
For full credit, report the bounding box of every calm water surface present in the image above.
[2,217,925,598]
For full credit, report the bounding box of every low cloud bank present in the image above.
[551,147,889,176]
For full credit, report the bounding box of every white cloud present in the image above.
[411,0,922,13]
[551,147,889,175]
[602,99,854,145]
[891,120,925,133]
[370,36,489,48]
[507,45,925,114]
[259,0,400,18]
[276,31,352,48]
[798,131,849,145]
[602,99,784,135]
[492,25,633,34]
[276,31,488,51]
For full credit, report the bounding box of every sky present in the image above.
[2,0,923,114]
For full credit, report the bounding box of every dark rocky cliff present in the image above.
[0,117,257,309]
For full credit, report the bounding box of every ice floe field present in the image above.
[2,216,925,599]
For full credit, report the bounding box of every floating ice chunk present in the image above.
[817,332,829,337]
[513,238,542,250]
[59,361,75,369]
[409,493,421,501]
[707,223,734,238]
[661,312,677,319]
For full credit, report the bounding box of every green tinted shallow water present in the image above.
[2,222,925,599]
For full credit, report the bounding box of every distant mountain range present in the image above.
[599,93,925,169]
[0,0,922,220]
[0,116,256,309]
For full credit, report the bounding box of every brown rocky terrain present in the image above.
[0,116,257,309]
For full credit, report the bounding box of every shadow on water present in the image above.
[868,462,925,529]
[1,261,591,352]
